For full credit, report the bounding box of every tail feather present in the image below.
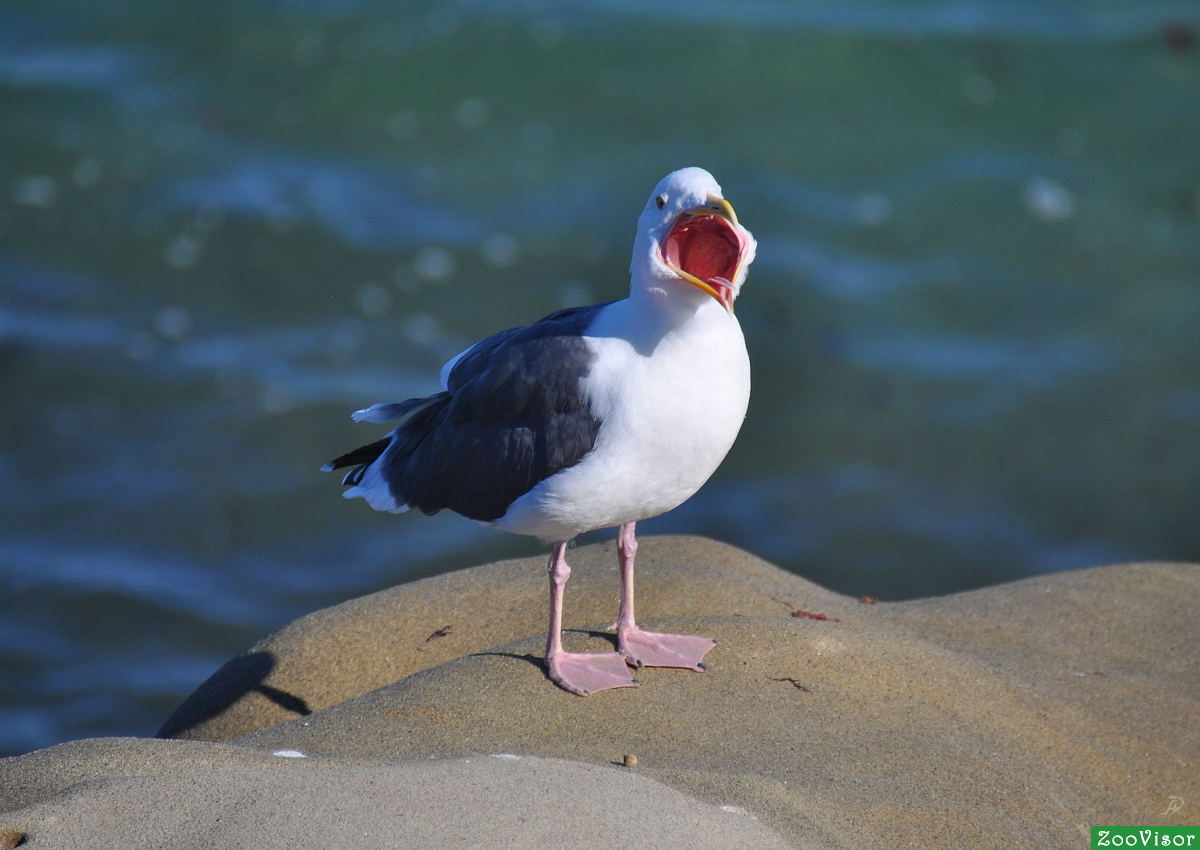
[322,437,391,473]
[324,392,450,514]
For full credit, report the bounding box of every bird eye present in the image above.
[655,195,666,210]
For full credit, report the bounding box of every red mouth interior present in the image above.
[661,214,742,287]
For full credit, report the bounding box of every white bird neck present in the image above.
[627,272,728,328]
[601,275,736,362]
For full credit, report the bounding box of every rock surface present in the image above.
[2,536,1197,848]
[0,743,788,849]
[158,536,816,741]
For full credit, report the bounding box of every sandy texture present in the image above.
[4,536,1198,848]
[0,745,787,849]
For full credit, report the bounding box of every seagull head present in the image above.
[630,167,757,313]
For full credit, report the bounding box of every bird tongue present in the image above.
[662,214,743,290]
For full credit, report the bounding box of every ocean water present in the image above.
[1,0,1197,756]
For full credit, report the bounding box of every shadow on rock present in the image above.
[157,651,311,739]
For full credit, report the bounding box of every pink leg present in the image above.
[613,522,715,671]
[545,541,637,696]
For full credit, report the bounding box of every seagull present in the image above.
[323,167,756,695]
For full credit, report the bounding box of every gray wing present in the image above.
[328,302,613,522]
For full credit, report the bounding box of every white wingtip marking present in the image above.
[320,463,335,472]
[352,403,405,424]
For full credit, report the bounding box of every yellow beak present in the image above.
[682,195,739,227]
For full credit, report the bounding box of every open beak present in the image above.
[662,194,745,313]
[690,196,739,226]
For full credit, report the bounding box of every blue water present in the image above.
[2,0,1198,756]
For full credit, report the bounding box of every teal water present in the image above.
[1,1,1197,756]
